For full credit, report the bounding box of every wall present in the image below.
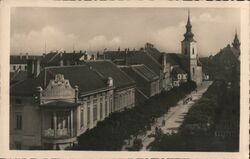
[196,66,203,85]
[76,90,114,136]
[10,96,42,149]
[150,80,160,96]
[114,87,135,112]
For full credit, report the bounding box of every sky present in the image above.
[11,7,240,57]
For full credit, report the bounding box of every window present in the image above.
[105,100,108,116]
[80,108,84,127]
[25,66,27,70]
[93,99,97,121]
[15,112,22,129]
[192,67,195,75]
[51,114,54,129]
[110,98,113,113]
[19,65,22,69]
[185,48,188,55]
[192,48,195,55]
[87,102,90,124]
[13,65,16,70]
[100,102,103,119]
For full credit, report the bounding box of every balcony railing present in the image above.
[43,128,71,138]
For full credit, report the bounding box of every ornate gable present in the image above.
[39,74,78,106]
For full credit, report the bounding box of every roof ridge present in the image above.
[142,64,159,77]
[144,51,162,66]
[136,87,149,99]
[131,66,150,82]
[45,64,87,69]
[48,52,60,63]
[83,62,107,82]
[107,60,136,84]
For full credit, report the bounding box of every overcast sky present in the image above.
[11,7,240,57]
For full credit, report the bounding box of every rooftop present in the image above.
[10,65,111,96]
[84,60,136,89]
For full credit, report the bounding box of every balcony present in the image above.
[43,128,71,138]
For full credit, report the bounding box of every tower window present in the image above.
[192,67,195,75]
[192,48,195,55]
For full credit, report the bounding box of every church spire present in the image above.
[183,9,194,42]
[232,29,240,50]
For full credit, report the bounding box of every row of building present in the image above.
[9,12,240,150]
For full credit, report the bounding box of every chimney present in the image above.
[80,50,82,53]
[97,51,100,59]
[162,53,167,73]
[36,86,43,105]
[75,85,79,103]
[60,52,63,66]
[34,59,41,77]
[107,77,113,87]
[20,53,22,60]
[27,59,35,78]
[26,53,29,60]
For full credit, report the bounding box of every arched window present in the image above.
[192,48,195,55]
[185,48,188,55]
[192,67,195,75]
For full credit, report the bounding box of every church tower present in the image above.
[232,31,240,50]
[181,10,198,82]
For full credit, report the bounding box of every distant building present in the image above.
[10,53,41,72]
[10,53,42,85]
[232,31,240,51]
[40,51,85,67]
[199,33,240,82]
[99,46,171,92]
[120,64,160,100]
[171,66,188,87]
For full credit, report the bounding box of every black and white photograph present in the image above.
[0,1,248,159]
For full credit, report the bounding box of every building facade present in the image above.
[120,64,160,98]
[10,54,41,72]
[10,65,117,150]
[10,59,136,150]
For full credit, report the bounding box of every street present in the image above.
[122,81,213,151]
